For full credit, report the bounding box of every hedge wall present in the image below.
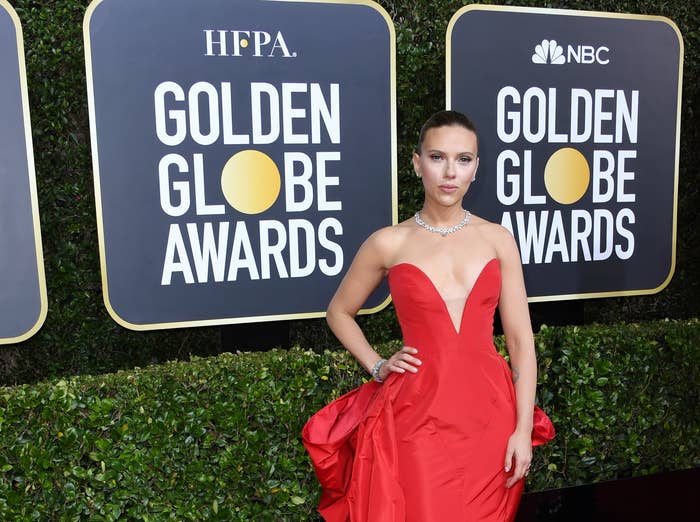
[1,0,699,386]
[1,320,698,520]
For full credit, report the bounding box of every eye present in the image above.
[458,156,473,163]
[429,154,443,161]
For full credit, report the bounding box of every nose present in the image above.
[444,159,457,178]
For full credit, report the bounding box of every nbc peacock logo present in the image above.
[531,39,611,65]
[532,39,565,64]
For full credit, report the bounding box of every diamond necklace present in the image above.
[414,209,471,237]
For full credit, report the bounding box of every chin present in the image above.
[436,194,466,205]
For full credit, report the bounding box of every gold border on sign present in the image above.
[84,0,396,330]
[0,0,48,345]
[446,4,683,303]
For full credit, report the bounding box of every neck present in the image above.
[419,204,466,226]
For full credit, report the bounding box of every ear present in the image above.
[412,151,422,177]
[472,156,480,181]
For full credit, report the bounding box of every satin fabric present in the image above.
[303,258,555,521]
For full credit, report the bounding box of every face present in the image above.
[412,124,479,207]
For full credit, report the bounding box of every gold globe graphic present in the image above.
[220,150,281,214]
[544,147,590,205]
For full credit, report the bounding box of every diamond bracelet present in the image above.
[371,358,388,383]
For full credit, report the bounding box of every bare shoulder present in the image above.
[366,219,412,248]
[469,214,519,258]
[361,219,414,268]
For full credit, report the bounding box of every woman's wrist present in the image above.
[514,422,533,435]
[370,358,388,382]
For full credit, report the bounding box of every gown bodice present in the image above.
[388,257,500,350]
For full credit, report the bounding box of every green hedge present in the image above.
[0,0,698,384]
[1,320,698,520]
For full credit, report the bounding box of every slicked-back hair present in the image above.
[416,110,479,154]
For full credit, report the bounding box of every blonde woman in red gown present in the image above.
[303,111,555,521]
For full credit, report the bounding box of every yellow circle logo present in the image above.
[544,147,590,204]
[221,150,281,214]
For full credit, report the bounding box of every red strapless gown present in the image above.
[303,258,555,521]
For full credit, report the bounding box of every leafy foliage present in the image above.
[0,1,698,386]
[529,319,700,490]
[0,320,698,519]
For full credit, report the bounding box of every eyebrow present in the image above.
[424,148,476,155]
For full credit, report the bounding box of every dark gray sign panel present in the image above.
[85,0,396,329]
[448,6,682,302]
[0,0,47,344]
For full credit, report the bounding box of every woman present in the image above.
[303,110,554,522]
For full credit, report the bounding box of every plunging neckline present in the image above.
[388,258,499,336]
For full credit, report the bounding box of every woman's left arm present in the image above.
[493,225,537,488]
